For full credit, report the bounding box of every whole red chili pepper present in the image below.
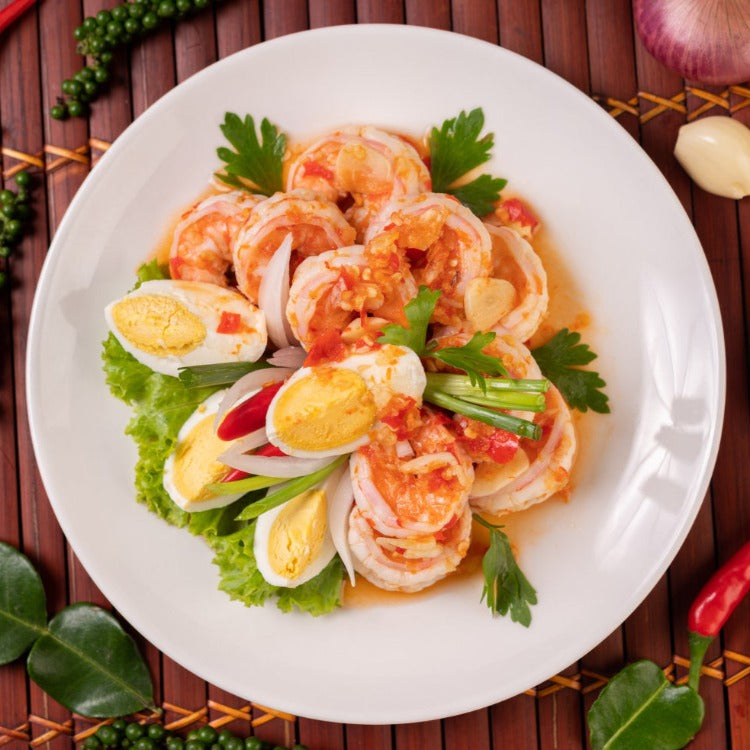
[686,540,750,691]
[0,0,35,34]
[216,382,284,441]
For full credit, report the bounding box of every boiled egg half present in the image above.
[253,471,342,588]
[163,389,244,512]
[105,279,267,377]
[265,344,426,458]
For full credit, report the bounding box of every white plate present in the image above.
[27,25,724,724]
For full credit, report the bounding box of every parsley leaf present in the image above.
[430,331,508,390]
[531,329,610,413]
[428,108,506,217]
[378,285,440,353]
[474,515,537,626]
[216,113,286,196]
[448,174,508,217]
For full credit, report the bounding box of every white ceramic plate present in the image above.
[27,25,724,724]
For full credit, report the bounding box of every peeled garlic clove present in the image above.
[464,277,517,331]
[674,116,750,200]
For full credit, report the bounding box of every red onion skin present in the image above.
[634,0,750,86]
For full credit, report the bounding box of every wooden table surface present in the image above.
[1,1,749,748]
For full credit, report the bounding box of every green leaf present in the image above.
[102,334,220,527]
[27,603,154,717]
[377,285,440,354]
[0,543,46,664]
[588,660,704,750]
[447,174,507,217]
[208,524,278,608]
[429,331,508,390]
[216,113,286,196]
[429,108,495,191]
[187,494,258,538]
[531,328,610,413]
[134,259,169,287]
[473,515,537,625]
[276,556,344,616]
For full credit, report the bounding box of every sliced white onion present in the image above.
[397,452,457,475]
[328,465,356,586]
[258,233,296,348]
[395,440,415,459]
[267,345,307,369]
[218,452,333,478]
[217,428,268,465]
[214,367,294,431]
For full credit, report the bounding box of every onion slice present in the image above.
[267,345,307,370]
[214,368,294,431]
[258,233,296,348]
[328,465,356,585]
[217,428,268,466]
[217,452,333,478]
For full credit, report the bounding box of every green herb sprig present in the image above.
[531,328,609,413]
[215,113,286,195]
[474,514,538,626]
[51,0,213,120]
[429,108,507,217]
[0,542,155,717]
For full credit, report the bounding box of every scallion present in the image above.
[178,360,272,389]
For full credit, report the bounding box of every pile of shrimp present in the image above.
[167,124,576,594]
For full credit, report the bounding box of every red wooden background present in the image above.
[1,1,748,748]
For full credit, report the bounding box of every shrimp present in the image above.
[347,503,472,593]
[286,234,417,348]
[286,126,431,237]
[469,385,576,514]
[462,224,548,341]
[351,408,474,539]
[232,190,356,303]
[364,193,492,325]
[168,191,261,285]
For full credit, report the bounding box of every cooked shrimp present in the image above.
[364,193,492,325]
[463,224,548,341]
[286,235,417,348]
[169,191,261,285]
[351,408,474,538]
[469,385,576,514]
[347,504,472,593]
[286,126,431,237]
[232,190,356,303]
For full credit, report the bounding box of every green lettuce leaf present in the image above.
[208,523,344,616]
[102,333,219,527]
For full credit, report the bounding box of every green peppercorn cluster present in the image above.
[82,721,309,750]
[0,170,33,286]
[51,0,212,120]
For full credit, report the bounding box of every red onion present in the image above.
[634,0,750,86]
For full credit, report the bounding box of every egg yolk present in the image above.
[272,368,376,451]
[172,414,229,505]
[268,489,327,580]
[111,294,206,356]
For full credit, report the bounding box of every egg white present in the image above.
[163,389,245,512]
[105,279,267,377]
[265,344,426,458]
[253,471,341,588]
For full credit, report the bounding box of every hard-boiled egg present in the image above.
[265,344,426,458]
[163,389,244,512]
[105,279,267,377]
[253,471,342,588]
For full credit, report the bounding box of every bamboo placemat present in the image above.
[1,1,749,748]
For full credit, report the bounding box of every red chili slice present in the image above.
[255,443,287,457]
[216,382,284,441]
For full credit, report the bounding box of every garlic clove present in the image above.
[674,116,750,200]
